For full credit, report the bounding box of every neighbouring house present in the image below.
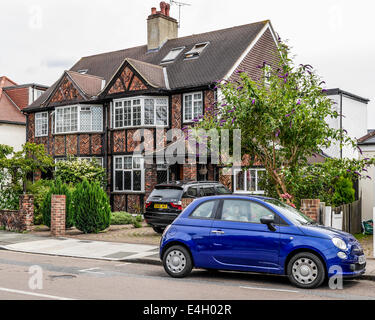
[357,131,375,221]
[323,88,370,160]
[0,76,48,151]
[23,2,281,212]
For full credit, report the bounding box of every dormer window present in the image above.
[161,47,185,64]
[185,42,209,60]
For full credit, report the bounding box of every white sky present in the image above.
[1,0,374,127]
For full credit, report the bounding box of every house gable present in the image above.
[48,73,87,106]
[106,64,148,96]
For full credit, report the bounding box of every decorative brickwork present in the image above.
[181,198,194,210]
[129,75,147,91]
[219,168,233,190]
[50,76,83,103]
[300,199,320,221]
[91,134,103,154]
[171,94,182,129]
[0,195,34,232]
[54,135,65,156]
[113,130,126,153]
[127,194,141,214]
[79,134,90,155]
[204,90,215,115]
[207,164,215,181]
[27,113,35,143]
[145,163,158,201]
[183,163,197,181]
[108,67,134,94]
[127,129,138,152]
[66,134,78,155]
[51,195,66,237]
[113,194,126,212]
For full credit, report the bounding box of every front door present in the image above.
[209,199,280,271]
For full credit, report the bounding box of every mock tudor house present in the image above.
[0,76,47,151]
[23,2,280,213]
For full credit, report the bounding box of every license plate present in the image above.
[154,204,168,209]
[358,255,366,265]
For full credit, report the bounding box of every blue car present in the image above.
[159,195,366,289]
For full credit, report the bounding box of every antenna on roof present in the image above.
[169,0,191,28]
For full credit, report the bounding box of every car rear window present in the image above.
[149,188,183,200]
[215,185,231,194]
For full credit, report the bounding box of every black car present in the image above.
[144,181,232,233]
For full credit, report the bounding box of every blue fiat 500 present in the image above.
[159,195,366,288]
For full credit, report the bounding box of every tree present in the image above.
[193,40,355,204]
[0,143,54,193]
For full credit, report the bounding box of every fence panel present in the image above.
[331,199,361,234]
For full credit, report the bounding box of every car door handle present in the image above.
[211,230,225,234]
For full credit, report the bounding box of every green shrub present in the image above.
[26,179,52,225]
[41,178,74,228]
[332,176,355,207]
[111,212,134,225]
[72,179,111,233]
[55,157,106,186]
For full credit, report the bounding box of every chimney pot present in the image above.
[160,1,167,15]
[165,3,170,16]
[151,7,157,15]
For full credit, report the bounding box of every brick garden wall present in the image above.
[51,195,66,237]
[0,195,34,232]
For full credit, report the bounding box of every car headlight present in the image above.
[332,237,347,251]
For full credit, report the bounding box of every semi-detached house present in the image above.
[23,2,280,213]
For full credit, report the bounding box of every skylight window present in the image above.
[184,42,209,59]
[78,69,88,74]
[161,47,185,63]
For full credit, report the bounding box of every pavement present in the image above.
[0,230,374,280]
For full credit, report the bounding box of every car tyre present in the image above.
[287,252,325,289]
[152,226,165,234]
[163,245,193,278]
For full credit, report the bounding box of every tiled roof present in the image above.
[358,131,375,145]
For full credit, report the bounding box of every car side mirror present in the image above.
[260,215,276,232]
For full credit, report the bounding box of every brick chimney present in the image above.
[147,2,178,51]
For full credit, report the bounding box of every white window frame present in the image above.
[113,155,145,193]
[183,91,203,123]
[54,104,103,134]
[35,112,48,137]
[112,96,169,129]
[161,47,185,64]
[233,168,266,194]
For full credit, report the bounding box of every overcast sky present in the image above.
[1,0,374,127]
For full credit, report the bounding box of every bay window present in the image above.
[113,96,168,128]
[114,156,144,192]
[234,168,266,194]
[55,105,103,134]
[183,92,203,122]
[35,112,48,137]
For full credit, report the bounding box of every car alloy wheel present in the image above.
[163,245,193,278]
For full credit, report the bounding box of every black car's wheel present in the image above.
[287,252,325,289]
[152,226,165,234]
[163,245,193,278]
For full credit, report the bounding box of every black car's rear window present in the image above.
[215,186,232,194]
[149,188,183,200]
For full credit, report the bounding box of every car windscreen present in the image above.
[148,188,183,201]
[264,199,315,226]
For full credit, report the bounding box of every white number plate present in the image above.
[358,255,366,265]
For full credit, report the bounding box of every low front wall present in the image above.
[0,194,34,232]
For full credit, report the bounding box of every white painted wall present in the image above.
[359,148,375,221]
[0,123,26,152]
[323,93,368,159]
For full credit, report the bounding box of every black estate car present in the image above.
[144,181,232,233]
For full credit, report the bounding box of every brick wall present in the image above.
[183,163,197,181]
[0,195,34,232]
[51,195,66,237]
[300,199,320,221]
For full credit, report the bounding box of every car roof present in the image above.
[155,180,224,188]
[198,194,275,201]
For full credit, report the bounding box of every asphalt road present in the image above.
[0,250,374,300]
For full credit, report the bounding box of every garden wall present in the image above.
[0,195,34,232]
